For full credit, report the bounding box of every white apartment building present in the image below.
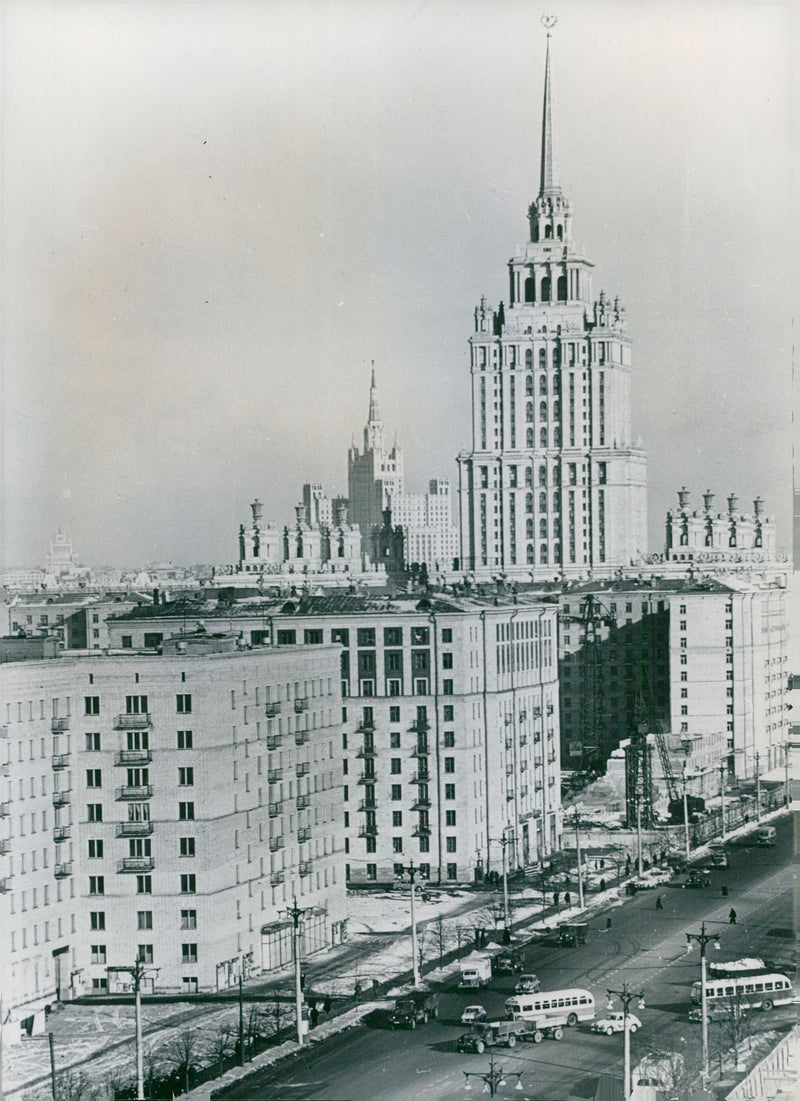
[0,638,345,1040]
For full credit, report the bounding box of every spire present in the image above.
[539,18,557,196]
[368,360,380,423]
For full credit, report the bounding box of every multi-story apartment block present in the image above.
[388,479,460,573]
[106,593,562,884]
[558,578,789,789]
[1,638,345,1040]
[457,36,647,579]
[2,592,148,651]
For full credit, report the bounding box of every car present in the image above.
[515,973,541,994]
[461,1005,488,1024]
[493,954,523,975]
[591,1012,642,1035]
[632,869,673,890]
[682,871,706,888]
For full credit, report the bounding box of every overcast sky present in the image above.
[2,0,795,569]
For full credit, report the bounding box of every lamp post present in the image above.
[718,763,727,841]
[681,767,691,862]
[606,982,645,1101]
[282,897,313,1045]
[107,961,159,1101]
[572,809,585,909]
[635,797,644,878]
[489,827,515,933]
[396,860,422,986]
[463,1052,524,1096]
[754,751,762,821]
[686,921,721,1088]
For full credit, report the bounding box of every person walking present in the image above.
[565,891,571,908]
[721,884,729,897]
[606,915,613,930]
[656,895,663,911]
[729,908,737,925]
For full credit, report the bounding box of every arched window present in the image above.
[539,491,547,512]
[557,275,567,301]
[526,543,535,564]
[539,400,548,421]
[541,277,551,302]
[538,465,547,486]
[524,276,535,303]
[526,428,534,448]
[525,374,534,396]
[553,346,561,368]
[557,225,563,240]
[539,374,547,395]
[526,401,534,422]
[553,491,561,511]
[553,400,560,419]
[526,518,534,539]
[540,427,548,447]
[553,541,561,561]
[525,348,533,368]
[544,225,553,239]
[525,493,533,514]
[540,543,549,564]
[525,467,533,487]
[540,518,548,539]
[538,348,547,368]
[532,224,539,243]
[553,427,561,447]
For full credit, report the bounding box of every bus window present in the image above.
[579,996,588,1004]
[725,986,734,996]
[765,982,774,991]
[533,1003,541,1012]
[754,983,763,992]
[542,1001,550,1010]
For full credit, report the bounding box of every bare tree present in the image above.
[245,1004,266,1059]
[454,924,471,960]
[55,1069,96,1101]
[168,1029,199,1095]
[431,913,450,971]
[266,995,294,1045]
[209,1022,235,1067]
[715,992,755,1068]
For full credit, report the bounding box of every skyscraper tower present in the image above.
[457,24,647,579]
[348,366,404,553]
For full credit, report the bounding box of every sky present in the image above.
[1,0,796,569]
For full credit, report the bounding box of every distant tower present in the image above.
[46,530,77,577]
[347,365,404,554]
[457,22,647,578]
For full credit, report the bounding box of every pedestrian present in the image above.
[553,891,559,907]
[729,908,737,925]
[703,874,711,887]
[656,895,663,911]
[300,972,306,990]
[722,884,729,897]
[323,995,331,1013]
[599,877,606,892]
[310,1005,319,1029]
[565,891,571,908]
[606,916,612,930]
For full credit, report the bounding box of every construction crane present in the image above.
[558,593,617,779]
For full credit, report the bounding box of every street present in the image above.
[215,814,793,1100]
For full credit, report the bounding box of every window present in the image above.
[182,944,198,963]
[180,909,197,929]
[85,696,100,715]
[445,810,456,826]
[357,628,375,647]
[137,944,154,964]
[86,769,102,788]
[391,784,402,801]
[393,837,403,853]
[121,636,133,649]
[443,705,454,722]
[179,802,195,820]
[87,804,103,823]
[178,767,194,786]
[365,836,377,853]
[390,731,400,748]
[126,695,148,714]
[177,730,193,749]
[444,757,455,773]
[276,630,296,645]
[137,875,152,894]
[445,784,456,800]
[366,864,377,881]
[137,911,153,930]
[444,731,455,748]
[442,653,453,670]
[441,628,452,644]
[85,732,101,751]
[447,863,457,881]
[442,680,453,696]
[91,978,108,994]
[384,627,403,647]
[393,862,405,879]
[90,911,105,931]
[390,758,401,775]
[180,837,196,857]
[411,626,430,645]
[176,694,192,714]
[392,811,402,827]
[446,837,457,852]
[91,945,107,964]
[89,876,104,895]
[143,632,163,648]
[303,629,323,645]
[88,839,103,859]
[180,874,197,894]
[389,705,401,723]
[418,835,430,852]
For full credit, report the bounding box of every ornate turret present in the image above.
[528,17,572,247]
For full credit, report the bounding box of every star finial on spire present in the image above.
[539,15,559,196]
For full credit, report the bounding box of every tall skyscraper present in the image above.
[347,367,404,554]
[458,30,647,579]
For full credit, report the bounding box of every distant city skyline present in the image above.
[2,2,794,568]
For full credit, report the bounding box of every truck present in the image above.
[557,922,588,947]
[458,951,493,989]
[389,989,439,1029]
[457,1019,531,1053]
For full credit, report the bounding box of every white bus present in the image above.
[691,973,793,1012]
[505,988,596,1027]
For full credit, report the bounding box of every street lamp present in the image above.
[571,809,585,908]
[718,763,727,841]
[686,921,721,1088]
[463,1053,524,1095]
[281,897,314,1045]
[680,766,692,863]
[396,859,423,986]
[107,961,159,1100]
[606,982,645,1101]
[489,827,515,934]
[754,751,762,821]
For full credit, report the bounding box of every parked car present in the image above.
[633,869,673,889]
[591,1012,642,1035]
[461,1005,488,1024]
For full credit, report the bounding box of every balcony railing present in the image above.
[410,743,429,757]
[297,794,311,810]
[533,707,542,718]
[411,797,431,811]
[268,769,283,783]
[52,791,71,807]
[118,857,154,873]
[409,772,430,785]
[266,735,282,750]
[54,862,73,879]
[51,754,70,770]
[296,762,310,778]
[117,821,153,837]
[356,745,376,758]
[51,717,70,732]
[358,825,378,838]
[53,825,71,843]
[269,837,284,851]
[299,860,313,877]
[357,799,376,812]
[0,838,10,855]
[295,731,310,746]
[116,785,153,800]
[115,749,152,766]
[294,699,308,714]
[413,825,431,837]
[298,827,312,842]
[409,719,430,732]
[271,871,285,886]
[114,713,152,729]
[0,802,11,817]
[519,734,528,746]
[268,802,283,818]
[0,877,11,893]
[518,711,527,722]
[356,720,375,733]
[357,772,376,785]
[264,702,282,717]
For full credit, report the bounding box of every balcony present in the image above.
[358,825,378,838]
[356,745,376,759]
[265,702,282,717]
[115,749,152,766]
[52,790,71,807]
[116,821,153,837]
[294,698,308,714]
[533,707,542,718]
[269,836,284,851]
[118,857,154,873]
[51,717,70,733]
[296,762,310,778]
[114,713,152,730]
[0,877,11,893]
[357,771,376,785]
[505,739,513,751]
[298,827,311,843]
[410,743,429,757]
[535,782,544,792]
[548,753,557,765]
[411,797,431,811]
[357,799,376,812]
[268,802,283,818]
[0,839,10,855]
[266,735,283,750]
[0,725,8,739]
[521,786,528,798]
[299,860,313,877]
[413,825,431,837]
[409,719,429,733]
[53,825,71,843]
[271,870,285,886]
[297,794,311,810]
[268,769,283,784]
[518,711,527,722]
[54,862,73,879]
[51,754,70,770]
[295,731,310,746]
[519,734,528,746]
[356,720,375,733]
[116,784,153,800]
[546,704,554,715]
[410,772,430,785]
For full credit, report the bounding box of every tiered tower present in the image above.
[347,367,404,555]
[457,25,647,579]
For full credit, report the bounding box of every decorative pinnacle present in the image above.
[541,14,558,35]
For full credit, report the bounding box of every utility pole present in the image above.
[572,809,585,908]
[107,961,159,1101]
[636,798,644,878]
[755,751,762,821]
[282,897,313,1045]
[489,828,515,933]
[397,860,422,986]
[686,921,721,1089]
[718,763,727,840]
[238,964,245,1065]
[606,983,645,1101]
[681,768,691,862]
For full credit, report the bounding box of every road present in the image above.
[215,815,794,1101]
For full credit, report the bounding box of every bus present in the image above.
[691,972,793,1012]
[505,988,595,1027]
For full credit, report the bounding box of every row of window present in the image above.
[84,695,192,715]
[88,874,196,895]
[84,767,193,788]
[89,909,197,930]
[82,730,194,751]
[89,943,197,964]
[347,862,458,882]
